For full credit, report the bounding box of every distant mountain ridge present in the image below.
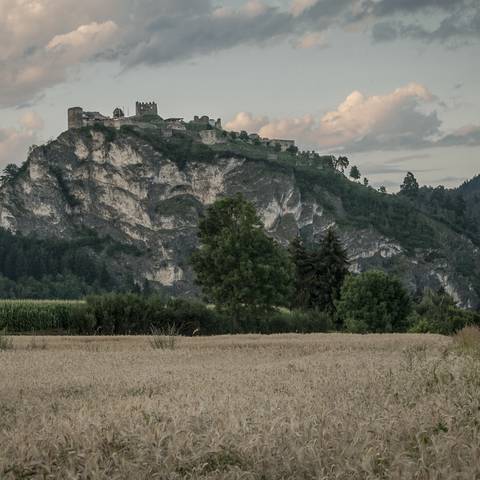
[0,122,479,307]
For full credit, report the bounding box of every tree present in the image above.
[400,172,419,197]
[336,271,412,333]
[410,288,480,334]
[349,165,361,181]
[289,236,312,309]
[290,229,349,318]
[273,143,282,153]
[287,145,299,154]
[0,164,19,185]
[239,130,249,141]
[191,195,294,321]
[379,186,387,194]
[313,228,349,317]
[363,177,369,187]
[336,156,349,173]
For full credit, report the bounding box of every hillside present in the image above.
[0,123,479,307]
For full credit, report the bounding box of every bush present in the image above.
[336,271,412,333]
[409,289,480,335]
[245,309,333,334]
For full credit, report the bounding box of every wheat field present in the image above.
[1,333,479,479]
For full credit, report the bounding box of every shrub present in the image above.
[336,271,412,333]
[409,289,480,335]
[247,309,333,334]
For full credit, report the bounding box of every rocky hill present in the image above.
[0,124,479,307]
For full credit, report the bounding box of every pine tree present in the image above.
[315,228,350,316]
[289,236,312,309]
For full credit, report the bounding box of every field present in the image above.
[1,333,479,479]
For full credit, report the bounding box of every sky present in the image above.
[0,0,479,191]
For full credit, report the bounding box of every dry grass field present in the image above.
[1,333,479,479]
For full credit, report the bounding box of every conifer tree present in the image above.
[315,228,350,315]
[289,236,311,309]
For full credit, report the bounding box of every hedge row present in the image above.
[0,295,332,335]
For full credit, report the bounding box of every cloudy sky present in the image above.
[1,0,479,190]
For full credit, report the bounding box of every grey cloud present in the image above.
[436,127,480,147]
[370,1,480,44]
[384,153,432,164]
[370,0,460,16]
[1,0,479,108]
[122,7,294,67]
[341,109,442,153]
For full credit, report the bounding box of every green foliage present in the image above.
[337,271,412,333]
[122,126,216,169]
[260,309,333,334]
[400,172,419,197]
[0,227,138,298]
[349,165,361,181]
[312,228,350,316]
[0,164,20,186]
[191,195,294,321]
[0,300,83,333]
[91,123,117,143]
[290,229,349,317]
[409,288,480,335]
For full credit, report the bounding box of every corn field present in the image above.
[0,300,83,333]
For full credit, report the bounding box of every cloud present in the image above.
[290,0,317,16]
[295,31,328,49]
[225,112,270,132]
[226,83,443,152]
[436,125,480,147]
[0,112,44,168]
[19,111,44,131]
[47,21,118,52]
[0,0,478,108]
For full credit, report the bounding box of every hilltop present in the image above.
[0,118,479,306]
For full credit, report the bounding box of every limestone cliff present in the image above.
[0,126,478,307]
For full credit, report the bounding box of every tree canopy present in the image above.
[191,195,294,320]
[336,270,412,333]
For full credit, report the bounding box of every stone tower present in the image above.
[68,107,84,129]
[135,101,158,117]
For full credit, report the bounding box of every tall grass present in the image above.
[149,325,179,350]
[2,334,479,478]
[0,328,13,350]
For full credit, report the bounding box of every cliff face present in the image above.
[0,127,479,307]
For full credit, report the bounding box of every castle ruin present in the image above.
[67,101,295,151]
[135,102,158,117]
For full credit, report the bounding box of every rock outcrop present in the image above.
[0,127,478,307]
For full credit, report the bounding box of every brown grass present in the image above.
[0,333,479,479]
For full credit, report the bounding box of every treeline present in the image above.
[0,228,134,299]
[190,195,480,335]
[398,171,479,245]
